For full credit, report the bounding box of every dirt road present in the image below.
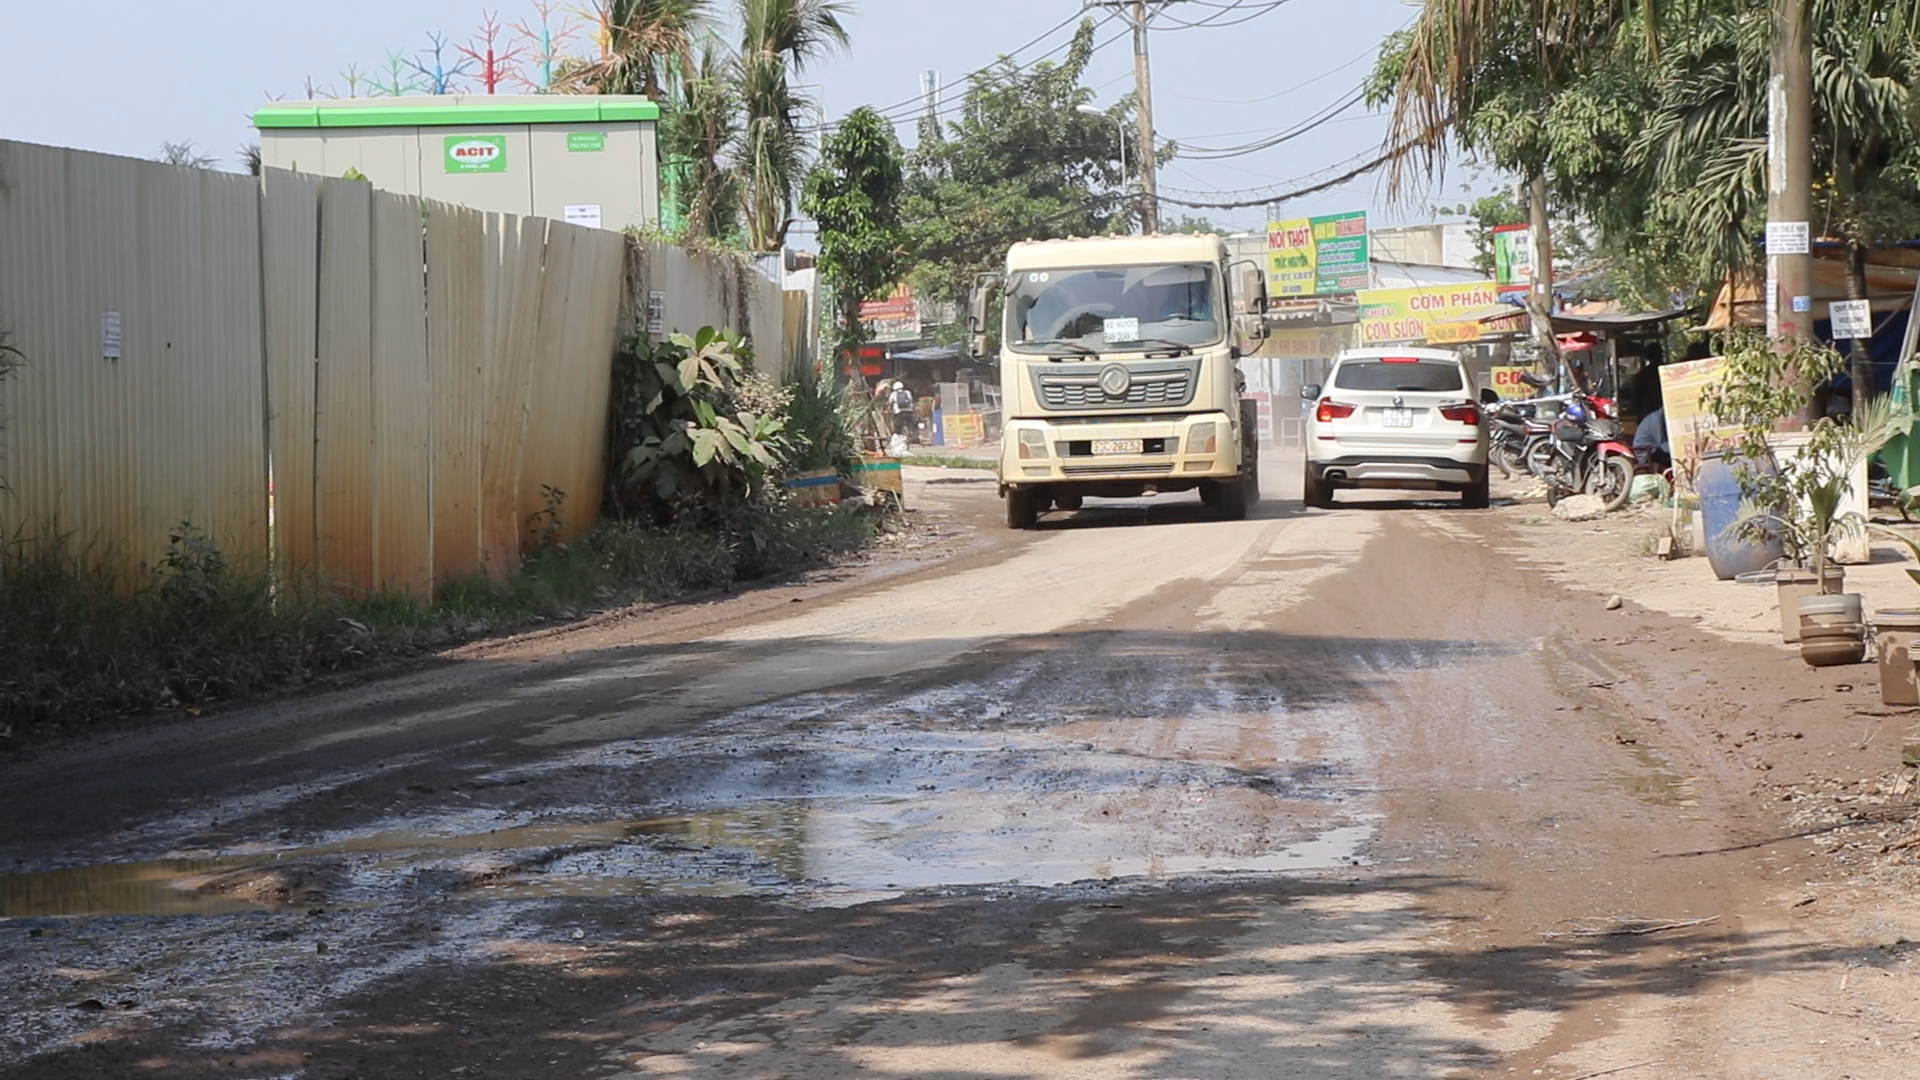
[4,456,1917,1079]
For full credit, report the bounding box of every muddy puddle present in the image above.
[2,801,1376,918]
[8,663,1385,919]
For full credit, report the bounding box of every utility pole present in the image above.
[1767,0,1813,346]
[1088,1,1179,233]
[1130,0,1161,233]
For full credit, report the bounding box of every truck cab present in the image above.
[974,234,1265,528]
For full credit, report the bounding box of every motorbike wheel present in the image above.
[1587,454,1635,512]
[1524,440,1555,479]
[1489,440,1515,479]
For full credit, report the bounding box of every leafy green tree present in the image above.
[1164,214,1221,235]
[900,20,1131,324]
[156,141,219,170]
[802,106,907,363]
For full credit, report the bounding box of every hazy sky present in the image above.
[0,0,1472,233]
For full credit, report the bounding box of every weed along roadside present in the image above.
[0,326,887,735]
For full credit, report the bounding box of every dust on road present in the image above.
[0,457,1912,1079]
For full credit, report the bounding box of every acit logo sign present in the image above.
[444,136,507,173]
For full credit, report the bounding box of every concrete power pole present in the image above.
[1129,0,1161,233]
[1089,1,1175,233]
[1767,0,1814,345]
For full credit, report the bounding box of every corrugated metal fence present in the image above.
[0,141,751,595]
[260,170,625,594]
[0,142,269,579]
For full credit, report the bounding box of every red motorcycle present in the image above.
[1543,396,1635,511]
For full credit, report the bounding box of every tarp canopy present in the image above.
[1702,244,1920,331]
[892,345,961,362]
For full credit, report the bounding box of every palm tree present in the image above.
[557,0,713,100]
[734,0,853,251]
[666,38,743,241]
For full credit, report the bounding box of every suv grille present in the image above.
[1033,361,1199,411]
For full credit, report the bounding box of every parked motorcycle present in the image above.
[1542,400,1635,511]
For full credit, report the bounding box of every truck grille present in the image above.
[1033,361,1199,411]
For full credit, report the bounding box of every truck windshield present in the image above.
[1005,263,1221,352]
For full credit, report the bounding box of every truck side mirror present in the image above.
[1300,384,1322,400]
[966,278,996,359]
[1230,260,1268,342]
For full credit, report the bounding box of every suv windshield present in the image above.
[1334,359,1464,393]
[1005,263,1221,352]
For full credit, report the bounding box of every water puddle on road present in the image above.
[1,803,1377,918]
[0,857,289,918]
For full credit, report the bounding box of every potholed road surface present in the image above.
[0,458,1873,1078]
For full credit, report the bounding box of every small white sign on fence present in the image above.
[1830,298,1872,339]
[101,311,122,359]
[563,204,603,229]
[647,290,666,335]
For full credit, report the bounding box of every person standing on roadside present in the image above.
[889,381,917,445]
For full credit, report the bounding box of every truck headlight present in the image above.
[1016,429,1050,460]
[1189,422,1217,455]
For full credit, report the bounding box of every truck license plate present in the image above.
[1382,408,1414,428]
[1091,439,1143,455]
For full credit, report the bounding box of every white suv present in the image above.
[1301,347,1490,509]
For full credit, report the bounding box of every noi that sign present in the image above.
[1265,210,1369,298]
[444,135,508,174]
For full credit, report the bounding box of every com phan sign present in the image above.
[444,135,507,174]
[1355,281,1517,345]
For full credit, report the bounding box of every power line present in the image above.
[807,9,1124,134]
[1168,44,1377,105]
[1169,88,1364,158]
[1153,0,1296,31]
[1153,142,1412,210]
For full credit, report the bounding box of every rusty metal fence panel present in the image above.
[1,145,664,597]
[0,141,267,582]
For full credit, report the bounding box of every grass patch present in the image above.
[0,504,879,733]
[902,453,997,471]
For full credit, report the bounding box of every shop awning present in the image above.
[892,345,961,362]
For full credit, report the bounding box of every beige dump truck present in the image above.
[969,233,1268,529]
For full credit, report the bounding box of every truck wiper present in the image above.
[1118,337,1194,356]
[1010,339,1100,358]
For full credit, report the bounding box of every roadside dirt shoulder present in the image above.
[1477,491,1920,1076]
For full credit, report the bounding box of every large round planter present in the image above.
[1777,566,1846,643]
[1873,610,1920,706]
[1798,593,1864,627]
[1698,452,1784,581]
[1802,634,1868,667]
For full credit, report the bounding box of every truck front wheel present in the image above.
[1208,477,1249,521]
[1006,488,1039,529]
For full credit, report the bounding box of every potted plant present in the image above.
[1702,333,1910,663]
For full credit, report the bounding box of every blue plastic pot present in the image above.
[1697,451,1785,580]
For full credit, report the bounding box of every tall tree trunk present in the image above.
[1835,140,1874,415]
[1526,174,1565,386]
[1847,240,1873,416]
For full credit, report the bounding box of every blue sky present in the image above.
[0,0,1472,233]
